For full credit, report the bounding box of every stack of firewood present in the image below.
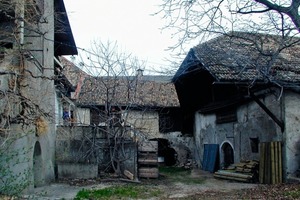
[214,160,259,183]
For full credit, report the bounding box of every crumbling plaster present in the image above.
[194,91,288,173]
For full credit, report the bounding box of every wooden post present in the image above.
[275,141,279,184]
[278,141,282,183]
[259,143,265,184]
[271,142,275,184]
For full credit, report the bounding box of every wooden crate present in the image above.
[138,141,158,179]
[138,141,158,152]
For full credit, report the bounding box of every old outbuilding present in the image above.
[173,32,300,182]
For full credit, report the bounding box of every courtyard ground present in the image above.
[27,169,300,199]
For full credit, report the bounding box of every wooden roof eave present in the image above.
[197,95,250,114]
[193,50,220,82]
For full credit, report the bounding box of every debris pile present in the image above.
[214,160,259,183]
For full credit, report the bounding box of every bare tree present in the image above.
[68,40,157,178]
[158,0,300,49]
[157,0,300,88]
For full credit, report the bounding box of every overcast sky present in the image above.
[63,0,179,73]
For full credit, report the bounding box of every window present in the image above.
[216,108,237,124]
[250,137,259,153]
[159,108,182,133]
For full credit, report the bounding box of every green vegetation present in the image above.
[75,167,205,199]
[159,166,205,184]
[0,137,32,196]
[75,185,162,200]
[284,188,300,199]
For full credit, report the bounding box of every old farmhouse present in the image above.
[54,58,194,179]
[173,32,300,182]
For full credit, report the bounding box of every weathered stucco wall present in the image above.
[284,91,300,178]
[56,126,136,177]
[124,110,160,138]
[194,92,283,171]
[1,0,56,193]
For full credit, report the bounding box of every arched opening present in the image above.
[150,138,177,166]
[33,141,43,187]
[221,142,234,168]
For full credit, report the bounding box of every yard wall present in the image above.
[56,126,137,177]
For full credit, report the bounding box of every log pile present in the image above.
[214,160,259,183]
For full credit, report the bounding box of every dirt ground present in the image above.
[28,169,300,200]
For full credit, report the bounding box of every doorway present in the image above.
[221,142,234,168]
[150,138,177,166]
[33,141,43,187]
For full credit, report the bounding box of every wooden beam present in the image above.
[250,93,284,132]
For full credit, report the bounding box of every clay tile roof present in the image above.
[59,57,179,107]
[77,75,179,107]
[59,56,90,87]
[190,32,300,83]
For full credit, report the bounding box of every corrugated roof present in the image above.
[190,32,300,84]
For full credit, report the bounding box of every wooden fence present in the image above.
[259,141,282,184]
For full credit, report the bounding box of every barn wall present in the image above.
[194,92,283,171]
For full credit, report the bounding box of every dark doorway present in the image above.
[33,141,43,187]
[221,142,234,168]
[150,138,177,166]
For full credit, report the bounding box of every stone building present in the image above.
[0,0,77,193]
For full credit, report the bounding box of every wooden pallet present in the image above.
[138,141,158,179]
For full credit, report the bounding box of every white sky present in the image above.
[63,0,179,73]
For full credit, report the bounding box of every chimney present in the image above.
[137,69,144,77]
